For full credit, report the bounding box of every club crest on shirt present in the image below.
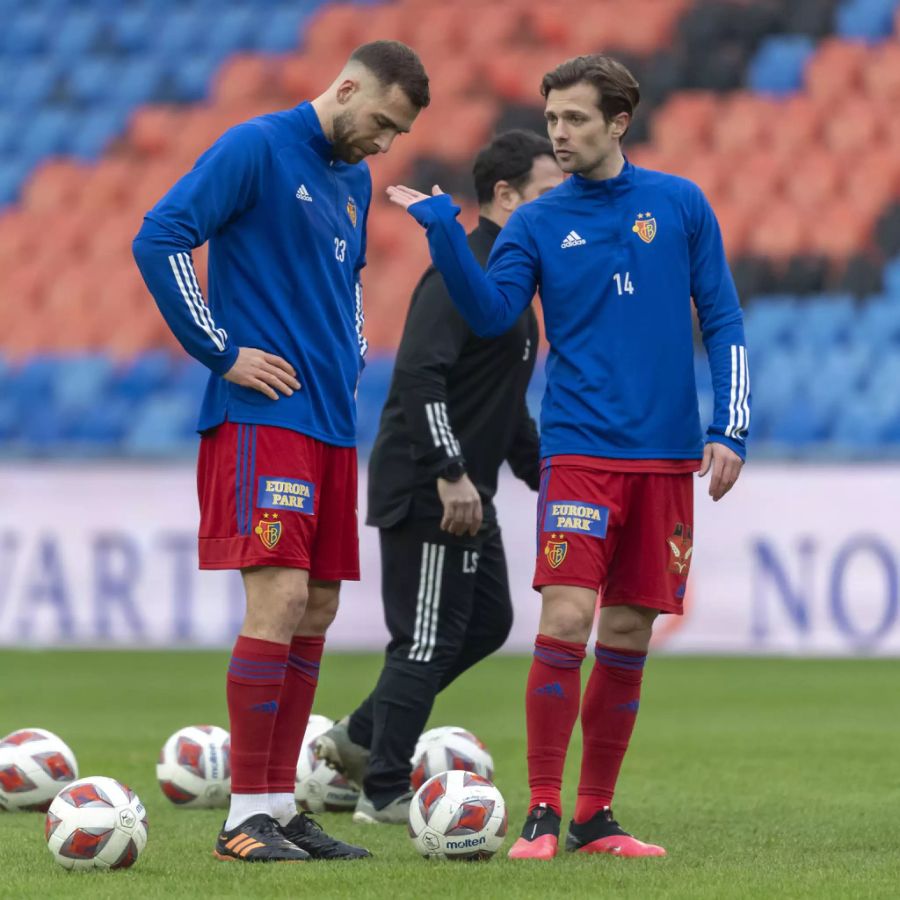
[544,534,568,569]
[632,211,656,243]
[666,522,693,575]
[346,195,357,228]
[255,512,282,550]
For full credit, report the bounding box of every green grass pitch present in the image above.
[1,651,899,899]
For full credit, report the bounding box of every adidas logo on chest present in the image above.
[560,230,586,248]
[295,184,313,202]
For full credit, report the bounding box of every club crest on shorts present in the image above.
[255,512,282,550]
[632,211,656,243]
[666,522,693,575]
[544,533,568,569]
[346,195,357,227]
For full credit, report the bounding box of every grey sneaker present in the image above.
[352,791,413,825]
[314,717,370,790]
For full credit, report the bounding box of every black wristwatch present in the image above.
[438,461,467,483]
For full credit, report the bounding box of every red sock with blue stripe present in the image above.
[267,634,324,824]
[525,633,586,816]
[574,642,646,823]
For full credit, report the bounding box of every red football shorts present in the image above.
[196,421,359,579]
[533,456,696,615]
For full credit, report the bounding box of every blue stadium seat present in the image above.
[168,55,220,102]
[54,356,115,419]
[835,0,900,40]
[18,108,77,161]
[747,35,816,96]
[797,294,856,348]
[71,396,133,445]
[122,395,198,456]
[108,8,155,53]
[853,296,900,351]
[66,57,120,105]
[52,10,104,62]
[203,7,260,55]
[742,295,799,354]
[66,108,129,160]
[0,11,50,57]
[883,257,900,295]
[115,351,179,401]
[2,58,61,112]
[254,7,315,53]
[149,9,210,57]
[0,157,30,205]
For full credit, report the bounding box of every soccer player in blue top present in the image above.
[133,41,429,863]
[388,54,750,860]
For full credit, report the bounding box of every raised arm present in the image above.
[387,185,538,337]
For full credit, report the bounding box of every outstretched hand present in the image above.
[386,184,444,211]
[699,441,744,502]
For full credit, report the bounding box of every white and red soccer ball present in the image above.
[45,776,148,870]
[408,770,507,860]
[410,726,494,792]
[0,728,78,812]
[156,725,231,808]
[295,714,359,813]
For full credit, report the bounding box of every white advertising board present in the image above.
[0,464,897,655]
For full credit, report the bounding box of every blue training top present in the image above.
[133,102,371,447]
[407,160,750,462]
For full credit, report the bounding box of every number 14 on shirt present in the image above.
[613,271,634,296]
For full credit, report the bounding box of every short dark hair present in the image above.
[472,130,555,205]
[350,40,430,109]
[541,54,640,132]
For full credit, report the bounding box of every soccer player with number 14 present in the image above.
[389,54,750,859]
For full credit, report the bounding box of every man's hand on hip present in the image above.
[437,473,482,537]
[699,441,744,501]
[224,348,301,400]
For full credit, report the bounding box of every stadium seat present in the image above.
[748,35,816,95]
[835,0,900,40]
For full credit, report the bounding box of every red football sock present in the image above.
[575,643,646,823]
[266,635,325,793]
[525,633,586,817]
[226,635,289,794]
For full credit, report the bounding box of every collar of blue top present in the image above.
[297,100,335,162]
[569,158,635,197]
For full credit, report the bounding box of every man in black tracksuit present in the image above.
[316,131,563,822]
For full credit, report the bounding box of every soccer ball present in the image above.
[46,776,148,870]
[0,728,78,812]
[156,725,230,808]
[408,770,507,860]
[410,726,494,791]
[295,715,358,813]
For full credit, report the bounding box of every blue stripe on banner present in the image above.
[246,425,257,535]
[230,656,287,667]
[534,648,582,669]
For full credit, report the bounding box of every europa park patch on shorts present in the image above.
[543,500,609,537]
[257,476,315,513]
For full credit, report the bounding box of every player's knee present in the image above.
[540,590,594,643]
[300,582,340,634]
[598,605,657,646]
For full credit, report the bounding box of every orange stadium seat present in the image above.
[745,201,809,261]
[861,42,900,103]
[650,92,720,157]
[807,200,873,260]
[804,38,869,100]
[767,95,822,161]
[213,55,277,107]
[126,106,181,159]
[819,95,881,157]
[783,150,841,210]
[301,3,373,57]
[719,151,786,215]
[19,159,91,213]
[709,93,767,156]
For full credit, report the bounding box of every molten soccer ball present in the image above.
[156,725,231,808]
[46,776,148,870]
[410,726,494,791]
[408,770,507,860]
[295,715,358,813]
[0,728,78,812]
